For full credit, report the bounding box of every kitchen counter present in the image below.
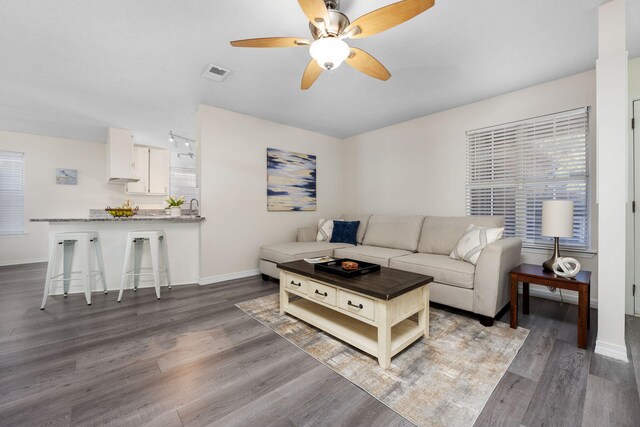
[30,216,205,222]
[33,211,202,296]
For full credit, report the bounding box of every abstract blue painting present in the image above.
[267,148,317,211]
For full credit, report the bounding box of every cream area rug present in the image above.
[236,294,529,427]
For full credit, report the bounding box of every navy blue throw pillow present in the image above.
[331,221,360,245]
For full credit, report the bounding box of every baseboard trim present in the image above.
[595,340,629,362]
[522,284,598,309]
[199,269,260,285]
[0,257,48,267]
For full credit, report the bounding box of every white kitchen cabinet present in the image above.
[126,147,170,195]
[149,149,170,194]
[106,128,138,183]
[126,147,149,193]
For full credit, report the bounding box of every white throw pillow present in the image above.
[450,225,504,265]
[316,218,335,242]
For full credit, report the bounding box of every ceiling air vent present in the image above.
[202,64,231,82]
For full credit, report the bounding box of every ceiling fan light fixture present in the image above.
[309,37,350,70]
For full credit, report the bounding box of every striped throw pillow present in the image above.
[316,219,335,242]
[450,225,504,265]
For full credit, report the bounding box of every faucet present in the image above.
[189,198,200,216]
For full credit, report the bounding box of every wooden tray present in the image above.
[314,258,380,278]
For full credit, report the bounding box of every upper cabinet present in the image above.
[148,148,170,194]
[126,146,149,194]
[126,146,170,195]
[106,128,140,183]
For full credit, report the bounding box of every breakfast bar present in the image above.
[30,214,204,296]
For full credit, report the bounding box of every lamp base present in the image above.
[543,237,561,271]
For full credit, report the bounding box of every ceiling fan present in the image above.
[230,0,435,90]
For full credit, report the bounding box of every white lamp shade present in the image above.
[541,200,574,238]
[310,38,350,70]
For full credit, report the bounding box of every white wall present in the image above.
[0,130,166,265]
[343,70,599,304]
[197,105,344,283]
[630,57,640,95]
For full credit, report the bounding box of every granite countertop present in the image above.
[30,216,205,223]
[30,208,205,223]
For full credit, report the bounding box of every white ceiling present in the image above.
[0,0,638,144]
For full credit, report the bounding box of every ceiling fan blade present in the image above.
[298,0,330,29]
[345,48,391,81]
[345,0,435,39]
[301,60,324,90]
[230,37,310,48]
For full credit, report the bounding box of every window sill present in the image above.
[0,233,28,238]
[522,245,597,259]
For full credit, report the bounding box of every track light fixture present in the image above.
[169,131,195,147]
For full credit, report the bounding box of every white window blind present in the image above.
[169,152,199,201]
[0,151,25,235]
[466,107,590,249]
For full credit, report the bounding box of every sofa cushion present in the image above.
[260,242,353,264]
[341,214,371,244]
[362,215,424,251]
[334,245,412,268]
[389,253,475,289]
[418,216,504,255]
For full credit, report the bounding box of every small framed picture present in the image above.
[56,169,78,185]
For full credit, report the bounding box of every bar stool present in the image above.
[40,232,108,309]
[118,230,172,302]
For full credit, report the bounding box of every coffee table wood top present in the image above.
[277,260,433,301]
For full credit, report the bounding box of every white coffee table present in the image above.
[278,260,433,369]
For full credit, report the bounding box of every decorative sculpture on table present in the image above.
[552,257,581,279]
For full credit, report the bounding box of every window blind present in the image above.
[0,151,25,235]
[466,107,590,249]
[170,152,199,201]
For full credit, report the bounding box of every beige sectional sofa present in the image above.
[259,214,522,325]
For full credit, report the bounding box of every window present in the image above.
[0,151,25,235]
[169,152,199,202]
[466,107,590,249]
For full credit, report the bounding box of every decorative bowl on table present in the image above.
[342,260,359,271]
[105,206,139,217]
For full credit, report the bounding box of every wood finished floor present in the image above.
[1,263,639,426]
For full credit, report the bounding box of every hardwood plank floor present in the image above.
[0,263,639,426]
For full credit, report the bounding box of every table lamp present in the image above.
[541,200,574,271]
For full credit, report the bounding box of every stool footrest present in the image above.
[50,271,104,282]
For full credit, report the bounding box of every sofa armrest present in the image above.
[473,237,522,318]
[297,225,318,242]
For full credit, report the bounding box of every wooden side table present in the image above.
[510,263,591,349]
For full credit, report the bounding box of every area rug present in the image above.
[236,294,529,427]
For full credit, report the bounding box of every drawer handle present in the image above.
[290,280,301,287]
[347,300,363,309]
[315,290,328,297]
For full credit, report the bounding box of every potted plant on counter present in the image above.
[166,196,184,217]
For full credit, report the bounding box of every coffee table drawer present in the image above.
[308,281,337,306]
[338,290,375,321]
[284,274,308,294]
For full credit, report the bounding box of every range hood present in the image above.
[106,127,141,183]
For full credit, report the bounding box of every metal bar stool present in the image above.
[40,232,107,309]
[118,230,172,302]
